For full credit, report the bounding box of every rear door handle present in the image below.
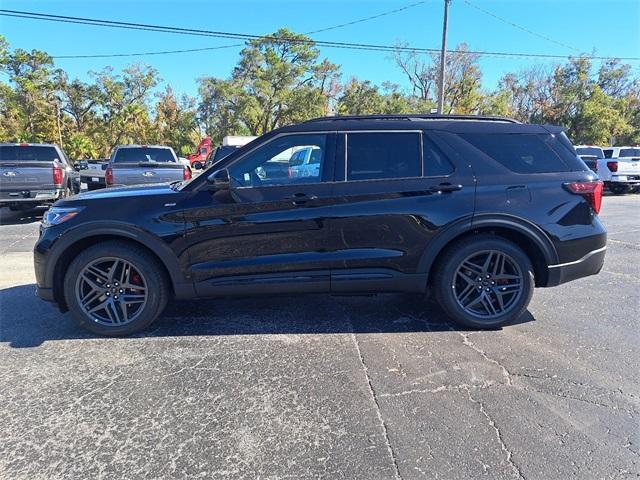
[285,193,318,205]
[429,183,463,193]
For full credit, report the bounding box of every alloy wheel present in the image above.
[452,250,524,319]
[75,257,148,326]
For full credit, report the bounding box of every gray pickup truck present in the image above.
[0,143,80,211]
[106,145,190,187]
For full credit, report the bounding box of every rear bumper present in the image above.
[546,246,606,287]
[0,189,63,204]
[607,176,640,184]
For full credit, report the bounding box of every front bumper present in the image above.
[546,246,606,287]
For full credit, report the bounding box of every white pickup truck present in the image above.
[600,146,640,194]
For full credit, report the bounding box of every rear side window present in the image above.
[113,148,176,163]
[0,146,59,162]
[423,136,454,176]
[459,133,585,173]
[619,148,640,157]
[603,149,613,158]
[346,132,421,181]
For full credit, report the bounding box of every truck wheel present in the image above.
[610,184,628,195]
[433,235,534,329]
[64,241,170,336]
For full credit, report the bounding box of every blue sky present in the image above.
[1,0,639,98]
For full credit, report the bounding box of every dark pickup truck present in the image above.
[0,143,80,210]
[106,145,191,187]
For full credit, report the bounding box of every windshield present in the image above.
[112,147,176,163]
[575,147,604,158]
[619,148,640,157]
[0,145,59,162]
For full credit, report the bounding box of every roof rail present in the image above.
[302,114,520,124]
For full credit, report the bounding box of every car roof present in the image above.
[114,144,174,149]
[0,143,58,147]
[275,114,556,135]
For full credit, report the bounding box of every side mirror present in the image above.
[206,168,230,190]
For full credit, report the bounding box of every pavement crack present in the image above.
[349,327,402,480]
[458,331,512,386]
[379,382,497,398]
[467,389,526,479]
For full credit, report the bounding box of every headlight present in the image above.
[42,207,83,227]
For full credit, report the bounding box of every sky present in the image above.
[1,0,639,99]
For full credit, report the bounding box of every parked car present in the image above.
[77,159,109,191]
[0,143,80,211]
[105,145,191,187]
[288,145,322,178]
[34,114,606,336]
[598,146,640,194]
[574,145,603,173]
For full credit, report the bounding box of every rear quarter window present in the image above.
[459,133,586,173]
[0,146,60,162]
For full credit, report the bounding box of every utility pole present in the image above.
[437,0,451,114]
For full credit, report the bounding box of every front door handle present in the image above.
[285,193,318,205]
[429,183,463,193]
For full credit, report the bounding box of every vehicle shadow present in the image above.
[0,207,44,226]
[0,284,535,348]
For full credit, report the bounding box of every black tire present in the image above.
[609,184,629,195]
[64,241,170,336]
[433,235,534,329]
[192,161,203,170]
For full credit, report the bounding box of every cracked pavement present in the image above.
[0,195,639,479]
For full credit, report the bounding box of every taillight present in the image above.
[105,166,113,186]
[606,161,618,172]
[52,165,63,186]
[183,167,192,181]
[564,181,603,214]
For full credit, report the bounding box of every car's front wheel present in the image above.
[64,241,169,336]
[433,235,534,329]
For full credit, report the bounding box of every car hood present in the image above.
[72,183,178,201]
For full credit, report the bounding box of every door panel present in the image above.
[329,131,475,292]
[182,133,337,297]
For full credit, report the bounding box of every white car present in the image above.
[574,145,603,173]
[599,146,640,194]
[288,146,322,180]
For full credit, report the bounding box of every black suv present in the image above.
[34,115,606,336]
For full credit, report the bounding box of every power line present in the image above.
[461,0,582,53]
[306,0,429,35]
[1,9,639,62]
[38,1,430,60]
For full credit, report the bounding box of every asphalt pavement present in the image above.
[0,196,638,479]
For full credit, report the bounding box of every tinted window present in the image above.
[619,148,640,157]
[229,134,327,187]
[575,147,604,158]
[423,136,454,176]
[0,146,59,162]
[212,146,238,162]
[346,132,421,181]
[603,149,613,158]
[460,133,584,173]
[113,148,176,163]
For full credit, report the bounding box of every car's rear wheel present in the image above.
[433,235,534,329]
[609,184,629,195]
[64,241,169,336]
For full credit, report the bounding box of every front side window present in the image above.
[346,132,421,181]
[229,134,327,187]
